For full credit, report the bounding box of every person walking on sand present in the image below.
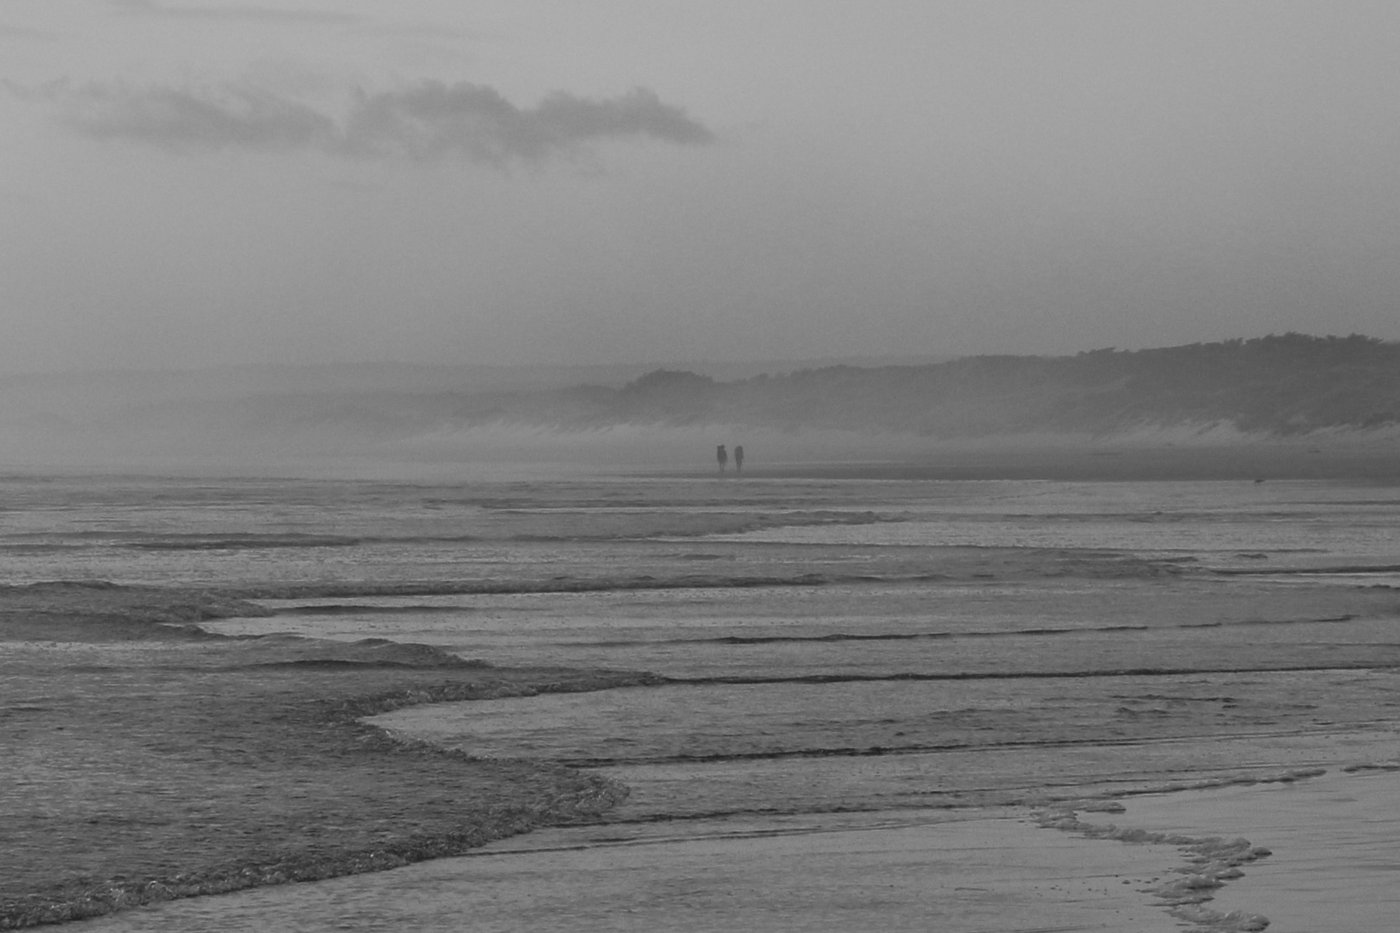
[716,444,728,474]
[734,445,744,474]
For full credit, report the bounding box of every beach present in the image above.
[3,462,1398,930]
[59,771,1400,932]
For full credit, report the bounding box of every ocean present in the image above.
[9,468,1399,931]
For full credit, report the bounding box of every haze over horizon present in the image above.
[5,1,1400,376]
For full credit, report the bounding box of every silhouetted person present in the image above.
[716,444,728,473]
[734,445,744,474]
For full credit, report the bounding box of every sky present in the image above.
[3,1,1400,374]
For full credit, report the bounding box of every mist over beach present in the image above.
[4,334,1400,481]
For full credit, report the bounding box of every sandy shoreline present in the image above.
[7,469,1399,930]
[64,809,1189,932]
[8,609,1398,931]
[650,440,1400,482]
[0,586,659,929]
[1116,767,1400,932]
[64,767,1400,932]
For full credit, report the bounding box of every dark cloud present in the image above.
[15,79,715,164]
[18,80,338,152]
[111,0,357,25]
[342,83,715,163]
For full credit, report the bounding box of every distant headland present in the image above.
[3,334,1397,478]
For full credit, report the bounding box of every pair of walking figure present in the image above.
[716,444,744,474]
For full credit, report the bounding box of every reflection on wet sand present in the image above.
[11,473,1399,929]
[74,810,1188,933]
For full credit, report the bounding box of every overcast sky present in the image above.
[3,1,1399,374]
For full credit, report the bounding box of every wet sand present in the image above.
[68,810,1187,932]
[0,586,655,928]
[71,767,1400,931]
[9,472,1399,929]
[61,750,1400,931]
[1116,768,1400,932]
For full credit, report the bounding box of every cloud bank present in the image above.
[16,78,715,165]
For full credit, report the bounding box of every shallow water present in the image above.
[1118,769,1400,932]
[8,471,1398,930]
[68,811,1188,933]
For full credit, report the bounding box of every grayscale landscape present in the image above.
[4,3,1400,932]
